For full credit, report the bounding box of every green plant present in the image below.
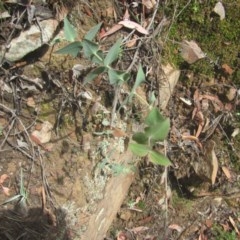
[129,108,171,166]
[212,224,237,240]
[55,20,131,86]
[2,168,28,210]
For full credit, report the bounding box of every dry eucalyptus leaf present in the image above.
[180,40,206,64]
[118,20,149,35]
[229,216,239,234]
[180,97,192,106]
[213,2,225,20]
[100,24,123,39]
[210,141,218,185]
[222,166,232,181]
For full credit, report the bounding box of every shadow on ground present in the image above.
[0,206,72,240]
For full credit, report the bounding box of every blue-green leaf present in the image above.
[129,64,145,101]
[148,150,171,166]
[64,17,77,42]
[55,41,82,57]
[145,108,165,126]
[1,194,21,205]
[144,117,170,141]
[82,39,104,64]
[129,143,150,157]
[84,22,102,41]
[82,39,99,58]
[132,132,148,144]
[108,68,130,85]
[91,50,104,64]
[104,38,122,66]
[84,66,106,84]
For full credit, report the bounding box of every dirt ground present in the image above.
[0,0,240,240]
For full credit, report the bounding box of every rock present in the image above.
[1,19,59,62]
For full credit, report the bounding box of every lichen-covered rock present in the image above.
[1,19,58,62]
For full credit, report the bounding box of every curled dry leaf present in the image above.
[126,36,138,48]
[222,63,234,75]
[100,9,148,39]
[31,121,53,144]
[193,140,218,183]
[213,1,225,20]
[130,226,149,234]
[226,87,237,101]
[205,219,213,228]
[142,0,156,10]
[0,174,10,196]
[1,185,10,196]
[201,94,224,112]
[168,224,183,232]
[222,166,232,181]
[195,111,204,138]
[180,40,206,64]
[117,231,128,240]
[26,97,36,108]
[0,174,9,184]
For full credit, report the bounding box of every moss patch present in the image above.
[162,0,240,83]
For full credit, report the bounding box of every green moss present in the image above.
[171,191,194,212]
[212,224,237,239]
[0,2,5,13]
[162,0,240,82]
[39,102,56,121]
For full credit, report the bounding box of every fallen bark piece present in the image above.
[159,64,180,110]
[81,149,135,240]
